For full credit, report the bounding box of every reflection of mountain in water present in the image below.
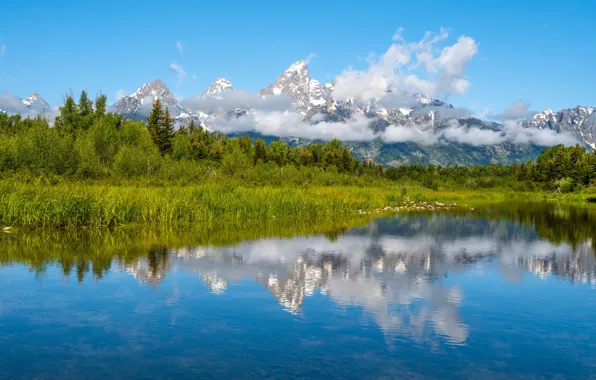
[122,215,595,344]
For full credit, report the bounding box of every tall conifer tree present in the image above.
[147,99,164,151]
[159,107,175,155]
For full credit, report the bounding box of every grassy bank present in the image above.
[0,180,593,229]
[0,182,394,228]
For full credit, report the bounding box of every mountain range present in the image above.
[2,60,595,166]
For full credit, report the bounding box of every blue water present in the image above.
[1,214,595,379]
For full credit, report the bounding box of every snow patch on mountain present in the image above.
[22,93,50,109]
[201,78,233,99]
[523,106,596,150]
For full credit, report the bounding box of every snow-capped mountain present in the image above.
[111,79,187,120]
[522,106,596,151]
[201,78,233,99]
[22,93,50,112]
[259,60,328,112]
[111,79,206,125]
[257,60,456,130]
[0,92,51,115]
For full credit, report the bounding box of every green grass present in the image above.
[0,180,593,229]
[0,182,394,228]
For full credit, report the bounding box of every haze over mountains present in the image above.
[1,59,594,166]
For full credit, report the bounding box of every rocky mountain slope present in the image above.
[111,79,189,120]
[22,93,51,112]
[522,106,596,151]
[201,78,233,99]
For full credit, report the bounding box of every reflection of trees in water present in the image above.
[126,247,171,286]
[456,202,596,248]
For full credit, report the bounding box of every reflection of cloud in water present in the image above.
[124,216,596,345]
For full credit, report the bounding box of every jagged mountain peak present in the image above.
[523,105,596,151]
[201,78,233,99]
[22,92,50,110]
[131,78,172,98]
[286,60,308,73]
[259,60,319,112]
[112,79,185,120]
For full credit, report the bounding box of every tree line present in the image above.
[385,144,596,193]
[0,90,594,192]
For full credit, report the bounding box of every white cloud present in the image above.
[304,53,316,64]
[0,92,26,113]
[0,44,5,56]
[382,125,438,144]
[115,89,128,101]
[392,27,405,42]
[191,74,197,80]
[169,63,186,86]
[494,100,537,121]
[434,119,578,147]
[211,111,376,141]
[332,28,478,102]
[376,93,421,109]
[176,41,183,55]
[502,120,578,146]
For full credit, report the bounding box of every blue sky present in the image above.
[0,0,594,114]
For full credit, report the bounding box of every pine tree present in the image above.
[94,94,107,118]
[341,148,352,173]
[147,99,164,151]
[55,93,78,135]
[254,139,267,164]
[159,107,175,155]
[78,90,93,117]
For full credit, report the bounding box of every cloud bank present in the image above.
[207,110,577,147]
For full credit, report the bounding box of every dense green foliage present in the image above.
[0,92,384,185]
[1,91,594,194]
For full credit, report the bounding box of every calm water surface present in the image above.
[1,204,595,379]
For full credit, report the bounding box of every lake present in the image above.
[1,203,595,379]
